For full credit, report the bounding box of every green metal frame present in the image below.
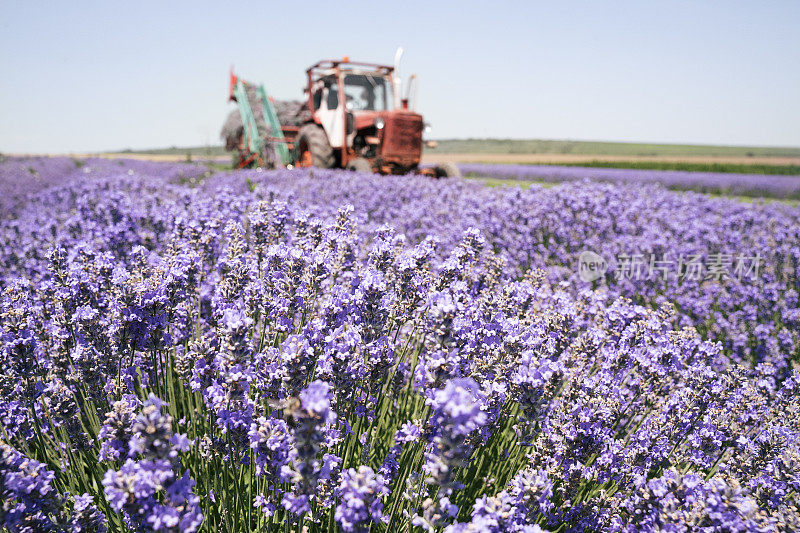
[232,81,260,157]
[232,80,292,166]
[256,85,292,165]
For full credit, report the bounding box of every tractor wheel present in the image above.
[435,162,461,178]
[346,157,373,174]
[295,124,335,169]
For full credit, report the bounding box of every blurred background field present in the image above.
[9,136,799,200]
[18,137,800,176]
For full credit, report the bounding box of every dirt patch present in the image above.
[422,153,800,166]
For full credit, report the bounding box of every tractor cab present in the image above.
[311,72,391,113]
[304,58,425,174]
[341,73,392,112]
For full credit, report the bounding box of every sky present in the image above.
[1,0,798,153]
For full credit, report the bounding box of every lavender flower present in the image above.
[102,395,202,532]
[334,466,389,532]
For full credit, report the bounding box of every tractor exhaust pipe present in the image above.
[404,74,417,111]
[393,47,403,110]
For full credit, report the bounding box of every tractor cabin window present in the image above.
[325,84,339,110]
[343,74,391,111]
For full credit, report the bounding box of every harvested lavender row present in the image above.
[0,157,799,532]
[459,162,800,198]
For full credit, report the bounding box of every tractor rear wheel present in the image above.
[295,124,335,169]
[346,157,373,173]
[435,162,461,178]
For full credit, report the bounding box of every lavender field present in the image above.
[1,156,799,532]
[459,162,800,199]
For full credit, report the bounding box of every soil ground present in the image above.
[421,153,800,166]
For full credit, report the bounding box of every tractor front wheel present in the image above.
[434,162,461,178]
[295,124,335,169]
[346,157,373,173]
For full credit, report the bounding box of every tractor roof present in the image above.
[307,58,393,78]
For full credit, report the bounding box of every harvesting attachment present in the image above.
[225,71,295,169]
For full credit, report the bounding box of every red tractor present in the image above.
[221,51,459,178]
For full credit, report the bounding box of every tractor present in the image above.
[221,50,459,178]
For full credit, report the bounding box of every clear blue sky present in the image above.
[1,0,798,152]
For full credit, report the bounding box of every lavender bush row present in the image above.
[3,160,799,373]
[0,156,210,220]
[0,156,80,219]
[0,158,798,531]
[459,162,800,198]
[200,167,800,375]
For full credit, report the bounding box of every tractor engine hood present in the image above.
[374,110,424,167]
[348,109,424,169]
[352,109,423,132]
[352,110,383,131]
